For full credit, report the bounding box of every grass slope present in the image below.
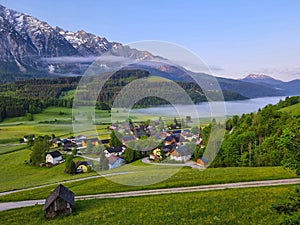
[0,154,297,202]
[0,144,27,155]
[0,185,298,225]
[280,102,300,116]
[0,150,97,192]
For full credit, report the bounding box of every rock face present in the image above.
[0,4,154,74]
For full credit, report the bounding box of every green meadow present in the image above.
[280,102,300,116]
[0,185,298,225]
[0,106,161,143]
[0,150,97,193]
[0,149,297,202]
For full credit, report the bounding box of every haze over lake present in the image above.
[130,96,288,118]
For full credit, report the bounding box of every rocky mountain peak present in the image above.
[244,74,275,80]
[0,4,155,74]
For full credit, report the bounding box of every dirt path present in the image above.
[1,178,299,212]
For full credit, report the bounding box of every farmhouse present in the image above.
[107,155,125,169]
[43,184,74,218]
[46,151,63,165]
[169,145,193,162]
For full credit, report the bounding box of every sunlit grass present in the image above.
[0,185,298,225]
[280,102,300,115]
[0,150,97,193]
[0,153,297,202]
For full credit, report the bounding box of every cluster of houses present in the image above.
[109,121,151,145]
[110,120,207,165]
[24,133,126,171]
[24,119,207,171]
[44,150,96,173]
[149,129,205,163]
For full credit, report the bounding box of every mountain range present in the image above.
[0,4,299,98]
[241,74,300,95]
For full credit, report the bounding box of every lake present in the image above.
[130,96,288,119]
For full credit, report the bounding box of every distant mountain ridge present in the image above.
[241,74,300,95]
[0,4,155,76]
[0,4,299,98]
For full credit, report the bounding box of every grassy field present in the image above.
[0,150,297,202]
[0,107,113,143]
[0,184,298,225]
[280,102,300,116]
[0,106,158,143]
[0,150,97,193]
[0,144,27,155]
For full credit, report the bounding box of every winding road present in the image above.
[1,178,299,212]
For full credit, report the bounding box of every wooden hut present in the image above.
[43,184,74,218]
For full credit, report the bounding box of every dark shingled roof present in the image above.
[100,139,110,144]
[176,145,193,156]
[107,146,123,153]
[173,130,182,134]
[43,184,74,210]
[165,136,175,142]
[122,135,135,141]
[48,151,62,158]
[75,160,94,168]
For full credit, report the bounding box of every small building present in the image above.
[76,161,94,173]
[107,155,125,169]
[63,140,77,151]
[133,127,148,139]
[197,157,209,167]
[164,136,176,145]
[169,145,193,162]
[122,135,135,145]
[105,146,125,156]
[100,139,110,145]
[46,151,63,165]
[149,148,162,160]
[89,138,100,146]
[82,138,100,147]
[163,144,176,153]
[23,134,35,143]
[50,138,61,149]
[44,184,75,218]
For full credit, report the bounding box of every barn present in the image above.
[43,184,75,218]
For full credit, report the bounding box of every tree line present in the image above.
[210,96,300,175]
[0,77,79,121]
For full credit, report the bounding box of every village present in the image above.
[22,118,208,174]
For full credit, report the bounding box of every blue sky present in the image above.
[1,0,299,81]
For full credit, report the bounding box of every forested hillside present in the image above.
[212,96,300,174]
[0,70,248,122]
[0,77,80,121]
